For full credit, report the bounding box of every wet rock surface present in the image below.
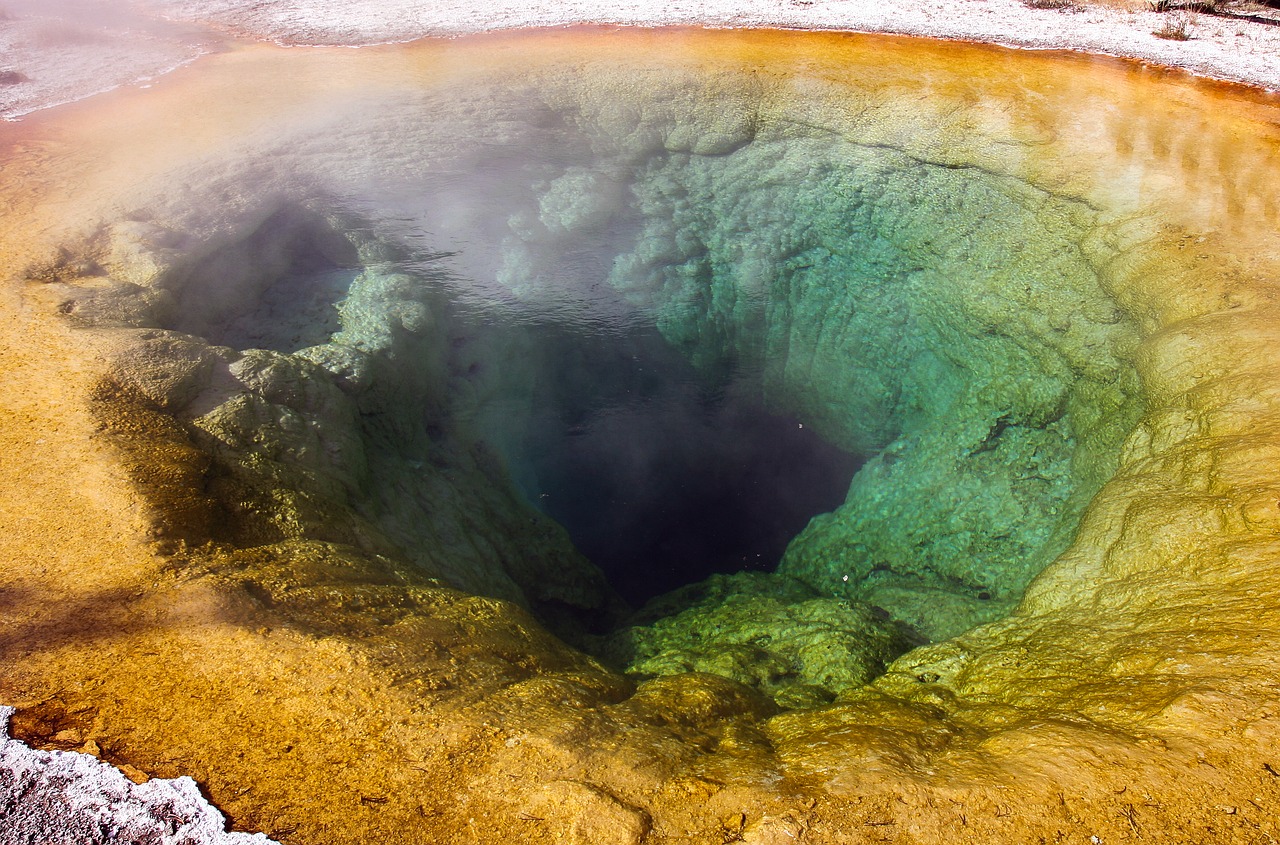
[1,27,1279,845]
[604,573,923,708]
[523,780,652,845]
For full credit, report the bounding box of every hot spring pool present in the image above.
[3,27,1280,844]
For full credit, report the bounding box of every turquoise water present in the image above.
[120,56,1144,695]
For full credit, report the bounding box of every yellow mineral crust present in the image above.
[2,28,1280,844]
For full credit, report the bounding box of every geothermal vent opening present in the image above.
[82,69,1144,709]
[465,318,865,608]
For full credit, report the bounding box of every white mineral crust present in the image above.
[0,706,277,845]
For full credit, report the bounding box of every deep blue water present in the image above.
[497,322,863,606]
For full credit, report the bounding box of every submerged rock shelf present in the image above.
[2,28,1280,844]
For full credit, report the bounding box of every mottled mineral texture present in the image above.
[2,28,1279,845]
[605,573,923,708]
[0,707,275,844]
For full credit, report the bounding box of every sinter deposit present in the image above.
[1,17,1279,845]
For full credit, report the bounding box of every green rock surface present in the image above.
[492,106,1144,638]
[603,573,923,708]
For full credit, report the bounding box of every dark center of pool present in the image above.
[500,322,861,605]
